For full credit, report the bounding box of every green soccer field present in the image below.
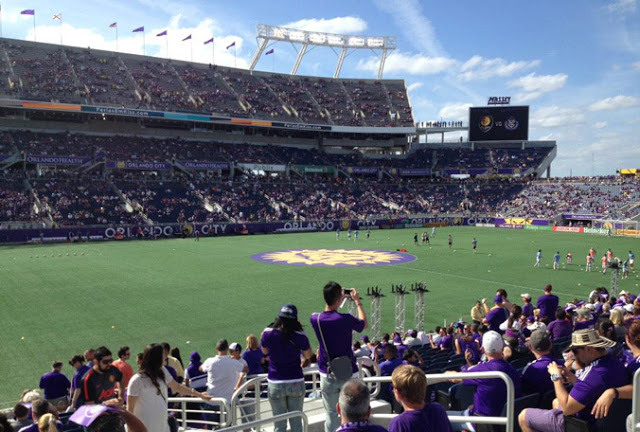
[1,227,638,406]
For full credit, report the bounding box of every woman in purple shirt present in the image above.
[242,334,265,376]
[547,309,573,341]
[261,304,313,432]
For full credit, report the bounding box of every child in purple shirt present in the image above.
[390,365,453,432]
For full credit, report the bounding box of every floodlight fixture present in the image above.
[249,24,396,79]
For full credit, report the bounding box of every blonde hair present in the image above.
[38,413,58,432]
[391,365,426,405]
[246,334,259,350]
[610,308,624,326]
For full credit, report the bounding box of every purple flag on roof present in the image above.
[156,30,167,37]
[21,9,35,15]
[204,37,214,45]
[226,41,236,49]
[132,26,144,33]
[182,34,192,41]
[265,48,274,55]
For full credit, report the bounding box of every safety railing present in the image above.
[167,397,231,429]
[217,411,308,432]
[632,367,640,431]
[364,371,515,432]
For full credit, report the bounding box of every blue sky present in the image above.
[1,0,639,176]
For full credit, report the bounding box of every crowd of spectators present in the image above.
[0,39,414,127]
[5,276,640,432]
[500,178,640,219]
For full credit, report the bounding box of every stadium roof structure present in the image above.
[249,24,396,79]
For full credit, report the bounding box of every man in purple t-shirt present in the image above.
[536,284,559,321]
[39,360,71,410]
[546,309,573,341]
[69,354,91,411]
[521,330,561,395]
[310,281,368,432]
[483,295,508,334]
[445,331,522,431]
[519,328,628,432]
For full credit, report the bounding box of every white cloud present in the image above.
[607,0,637,14]
[530,106,586,128]
[438,103,473,121]
[407,82,424,93]
[508,73,568,93]
[588,95,640,111]
[357,52,456,76]
[281,16,367,34]
[513,92,543,103]
[458,55,540,81]
[24,17,249,69]
[594,121,608,129]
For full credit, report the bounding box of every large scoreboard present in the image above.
[469,105,529,141]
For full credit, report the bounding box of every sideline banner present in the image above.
[524,225,552,231]
[552,226,583,233]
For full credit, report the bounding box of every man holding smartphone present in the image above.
[311,281,368,432]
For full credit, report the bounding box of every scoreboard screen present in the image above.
[469,106,529,141]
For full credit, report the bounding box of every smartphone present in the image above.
[343,289,352,295]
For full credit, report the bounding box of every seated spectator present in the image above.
[402,350,424,369]
[547,309,573,341]
[378,344,403,408]
[353,341,372,359]
[39,361,70,411]
[11,403,32,430]
[446,330,522,432]
[519,328,627,432]
[389,365,453,432]
[336,379,388,432]
[403,330,421,348]
[521,330,559,395]
[18,399,62,432]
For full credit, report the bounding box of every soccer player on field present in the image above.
[534,250,541,267]
[586,254,593,272]
[472,238,477,254]
[630,250,635,270]
[566,252,572,264]
[347,228,351,240]
[623,260,630,279]
[553,252,560,270]
[414,233,418,245]
[354,230,359,241]
[366,228,371,239]
[606,249,613,263]
[447,234,452,250]
[601,255,608,274]
[589,248,596,258]
[432,226,436,238]
[336,228,340,240]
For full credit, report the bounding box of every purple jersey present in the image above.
[438,335,453,351]
[310,311,366,375]
[39,370,71,400]
[522,303,534,318]
[536,294,559,321]
[547,319,573,341]
[486,308,508,333]
[626,354,640,381]
[521,355,561,395]
[261,327,310,382]
[389,402,453,432]
[71,365,91,392]
[570,355,627,423]
[242,348,264,375]
[463,359,522,416]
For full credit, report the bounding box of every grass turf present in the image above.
[0,227,638,406]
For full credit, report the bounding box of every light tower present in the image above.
[391,284,410,333]
[366,286,384,341]
[410,282,430,333]
[249,24,396,79]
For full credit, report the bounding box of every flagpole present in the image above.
[143,31,146,55]
[116,26,119,52]
[166,36,169,59]
[190,39,193,62]
[212,38,215,65]
[60,15,63,45]
[234,44,236,68]
[33,13,36,42]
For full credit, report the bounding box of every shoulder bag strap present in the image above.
[316,313,333,361]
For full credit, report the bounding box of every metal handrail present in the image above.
[632,367,640,431]
[230,375,267,425]
[364,371,515,432]
[167,396,231,429]
[217,411,308,432]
